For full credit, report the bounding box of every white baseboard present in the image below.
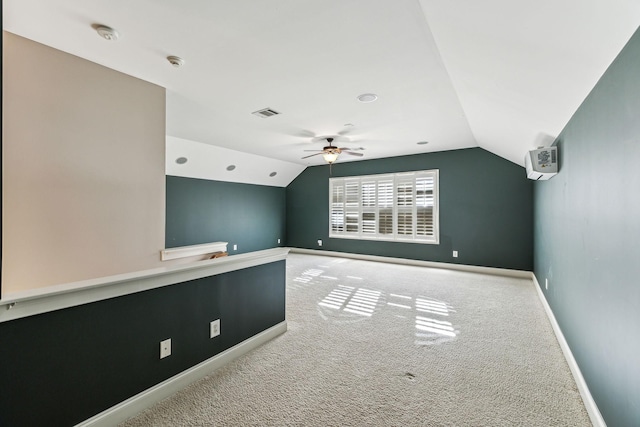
[289,247,531,279]
[77,321,287,427]
[531,275,606,427]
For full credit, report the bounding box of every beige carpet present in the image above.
[121,253,591,426]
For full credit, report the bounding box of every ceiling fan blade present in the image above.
[301,152,324,159]
[282,128,317,138]
[343,151,364,157]
[338,147,364,151]
[303,150,323,152]
[294,129,317,138]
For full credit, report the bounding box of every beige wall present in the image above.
[2,32,167,294]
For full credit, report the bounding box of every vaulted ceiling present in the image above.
[5,0,640,172]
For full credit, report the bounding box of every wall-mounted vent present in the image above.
[252,108,280,118]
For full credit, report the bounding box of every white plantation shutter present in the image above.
[396,177,414,237]
[416,175,435,238]
[330,182,345,233]
[378,180,394,235]
[329,170,438,244]
[361,181,377,234]
[345,180,360,233]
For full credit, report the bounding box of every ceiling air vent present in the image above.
[252,108,280,118]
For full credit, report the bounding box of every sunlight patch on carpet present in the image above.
[290,268,325,290]
[318,286,458,344]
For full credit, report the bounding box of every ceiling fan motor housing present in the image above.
[323,137,339,153]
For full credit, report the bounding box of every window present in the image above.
[329,170,439,244]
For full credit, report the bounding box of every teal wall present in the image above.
[534,28,640,427]
[166,176,285,253]
[287,148,533,271]
[0,261,285,426]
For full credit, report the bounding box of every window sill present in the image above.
[329,234,439,245]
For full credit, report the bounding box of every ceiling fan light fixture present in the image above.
[323,152,339,164]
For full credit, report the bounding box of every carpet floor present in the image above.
[120,253,591,426]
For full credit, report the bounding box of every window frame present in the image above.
[329,170,439,244]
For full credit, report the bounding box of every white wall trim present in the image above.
[76,321,287,427]
[289,248,531,279]
[0,248,289,323]
[531,274,606,427]
[160,241,228,261]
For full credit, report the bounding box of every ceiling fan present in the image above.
[301,137,364,164]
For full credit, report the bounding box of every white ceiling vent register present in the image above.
[251,108,280,118]
[525,147,558,180]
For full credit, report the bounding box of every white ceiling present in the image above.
[4,0,640,172]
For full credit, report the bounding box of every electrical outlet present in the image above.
[545,278,548,290]
[160,338,171,359]
[233,244,237,251]
[453,250,458,258]
[277,238,281,244]
[317,240,323,247]
[210,319,221,338]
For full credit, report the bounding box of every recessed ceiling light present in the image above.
[95,25,119,41]
[269,172,278,177]
[357,93,378,103]
[417,141,429,145]
[167,56,185,68]
[175,157,188,164]
[226,165,236,171]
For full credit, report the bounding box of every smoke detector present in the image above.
[95,25,119,41]
[167,56,185,68]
